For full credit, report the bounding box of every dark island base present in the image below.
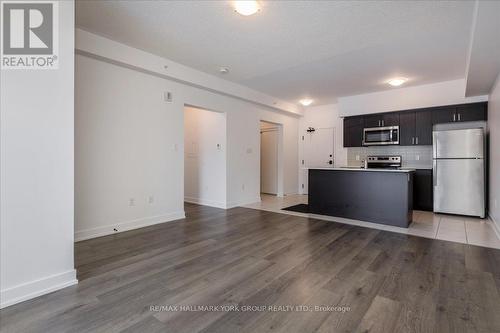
[308,169,414,228]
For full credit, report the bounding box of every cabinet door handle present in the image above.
[458,113,461,121]
[382,120,385,127]
[416,137,419,145]
[453,113,456,122]
[412,137,415,145]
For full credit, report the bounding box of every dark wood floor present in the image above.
[2,203,500,333]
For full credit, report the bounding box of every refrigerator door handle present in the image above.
[453,113,456,122]
[433,135,438,159]
[433,160,437,186]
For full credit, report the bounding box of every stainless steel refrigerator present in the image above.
[433,128,485,218]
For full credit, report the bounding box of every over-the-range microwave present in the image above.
[363,126,399,146]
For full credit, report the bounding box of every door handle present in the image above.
[382,120,385,127]
[453,113,456,122]
[412,137,415,145]
[328,160,333,165]
[458,113,461,121]
[416,137,419,145]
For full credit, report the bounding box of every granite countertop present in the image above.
[309,167,415,173]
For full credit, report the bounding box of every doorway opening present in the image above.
[260,120,284,197]
[301,127,334,194]
[184,106,227,208]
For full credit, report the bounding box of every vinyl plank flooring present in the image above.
[354,296,401,333]
[2,203,500,333]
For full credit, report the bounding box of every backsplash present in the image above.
[347,145,433,169]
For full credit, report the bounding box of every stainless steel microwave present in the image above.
[363,126,399,146]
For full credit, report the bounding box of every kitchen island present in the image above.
[308,168,414,228]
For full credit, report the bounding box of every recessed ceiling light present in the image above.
[299,99,313,106]
[234,1,260,16]
[219,67,229,74]
[387,77,408,87]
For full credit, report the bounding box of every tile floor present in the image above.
[243,194,500,249]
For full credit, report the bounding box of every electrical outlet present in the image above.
[129,198,135,206]
[148,196,154,204]
[415,155,420,161]
[246,148,253,154]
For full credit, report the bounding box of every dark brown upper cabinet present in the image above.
[364,112,399,128]
[382,112,400,126]
[415,110,433,145]
[342,102,486,148]
[364,114,381,128]
[432,102,487,124]
[343,116,364,147]
[399,111,415,146]
[432,106,458,124]
[399,109,432,146]
[456,103,487,122]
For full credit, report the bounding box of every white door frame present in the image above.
[259,120,284,197]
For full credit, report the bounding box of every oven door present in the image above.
[363,126,399,146]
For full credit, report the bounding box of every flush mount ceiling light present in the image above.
[299,99,313,106]
[234,1,260,16]
[387,77,408,87]
[219,67,229,74]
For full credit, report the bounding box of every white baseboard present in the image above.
[0,269,77,309]
[75,211,186,242]
[489,214,500,241]
[226,197,262,209]
[184,196,227,209]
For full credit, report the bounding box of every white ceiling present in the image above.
[76,0,479,105]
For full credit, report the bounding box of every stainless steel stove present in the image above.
[366,155,402,169]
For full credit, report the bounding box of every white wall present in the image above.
[0,1,76,308]
[298,104,345,193]
[75,55,185,241]
[184,107,226,208]
[76,30,302,116]
[75,31,300,240]
[338,79,488,116]
[489,74,500,233]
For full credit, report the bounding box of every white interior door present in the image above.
[301,128,334,194]
[261,129,278,194]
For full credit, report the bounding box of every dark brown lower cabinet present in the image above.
[414,169,433,211]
